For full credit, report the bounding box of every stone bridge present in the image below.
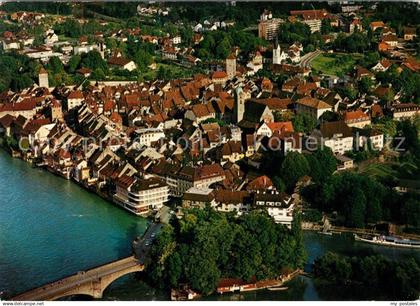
[12,256,144,301]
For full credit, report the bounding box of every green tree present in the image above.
[358,76,374,94]
[67,55,81,73]
[81,50,107,71]
[280,152,310,190]
[292,112,317,134]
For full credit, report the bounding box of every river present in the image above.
[0,151,419,300]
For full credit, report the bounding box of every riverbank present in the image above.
[302,221,420,241]
[0,150,149,297]
[0,140,162,221]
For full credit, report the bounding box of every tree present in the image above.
[402,197,420,229]
[67,55,81,73]
[280,152,310,190]
[134,50,153,70]
[81,50,107,72]
[358,76,374,94]
[292,112,317,134]
[47,56,64,74]
[309,148,337,183]
[272,176,286,193]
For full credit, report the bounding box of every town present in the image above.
[0,1,419,301]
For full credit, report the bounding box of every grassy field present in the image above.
[310,53,363,76]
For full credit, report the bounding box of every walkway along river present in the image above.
[0,151,419,300]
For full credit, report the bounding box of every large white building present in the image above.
[317,121,354,155]
[253,191,295,228]
[133,128,165,148]
[114,177,169,215]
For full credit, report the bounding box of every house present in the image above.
[162,47,178,60]
[253,191,295,227]
[246,51,263,73]
[370,21,385,31]
[218,140,244,162]
[256,121,294,138]
[108,57,137,71]
[354,128,384,151]
[335,154,354,171]
[214,190,252,215]
[356,66,374,80]
[392,103,420,121]
[246,175,275,192]
[403,27,417,41]
[212,71,228,85]
[239,101,274,131]
[113,176,169,215]
[184,103,215,123]
[372,59,392,72]
[0,100,38,119]
[295,96,332,121]
[0,114,15,137]
[182,187,215,209]
[177,163,226,195]
[171,35,182,45]
[132,128,165,147]
[67,90,84,110]
[316,121,354,154]
[44,29,58,45]
[344,110,371,128]
[378,42,391,53]
[382,34,398,47]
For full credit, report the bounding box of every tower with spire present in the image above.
[273,38,282,65]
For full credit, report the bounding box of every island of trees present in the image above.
[145,208,306,295]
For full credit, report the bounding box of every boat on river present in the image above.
[354,234,420,249]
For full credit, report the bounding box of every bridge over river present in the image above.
[12,256,144,301]
[10,219,162,301]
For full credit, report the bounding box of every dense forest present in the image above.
[313,252,420,300]
[145,209,306,295]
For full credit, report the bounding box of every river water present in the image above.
[0,151,419,300]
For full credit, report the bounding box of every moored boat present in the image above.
[354,234,420,249]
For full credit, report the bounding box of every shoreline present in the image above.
[3,141,419,242]
[0,141,158,221]
[302,222,420,241]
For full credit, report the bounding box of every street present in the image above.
[133,222,163,264]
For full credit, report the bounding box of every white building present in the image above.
[114,177,169,215]
[253,191,295,228]
[133,128,165,148]
[317,121,354,155]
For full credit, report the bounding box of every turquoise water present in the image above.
[0,151,148,296]
[0,150,419,300]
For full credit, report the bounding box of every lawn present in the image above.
[310,53,362,77]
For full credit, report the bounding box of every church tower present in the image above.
[226,53,236,79]
[38,67,49,88]
[273,38,282,65]
[234,86,250,123]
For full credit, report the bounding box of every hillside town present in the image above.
[0,2,419,228]
[0,1,419,302]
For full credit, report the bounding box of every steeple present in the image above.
[273,38,282,65]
